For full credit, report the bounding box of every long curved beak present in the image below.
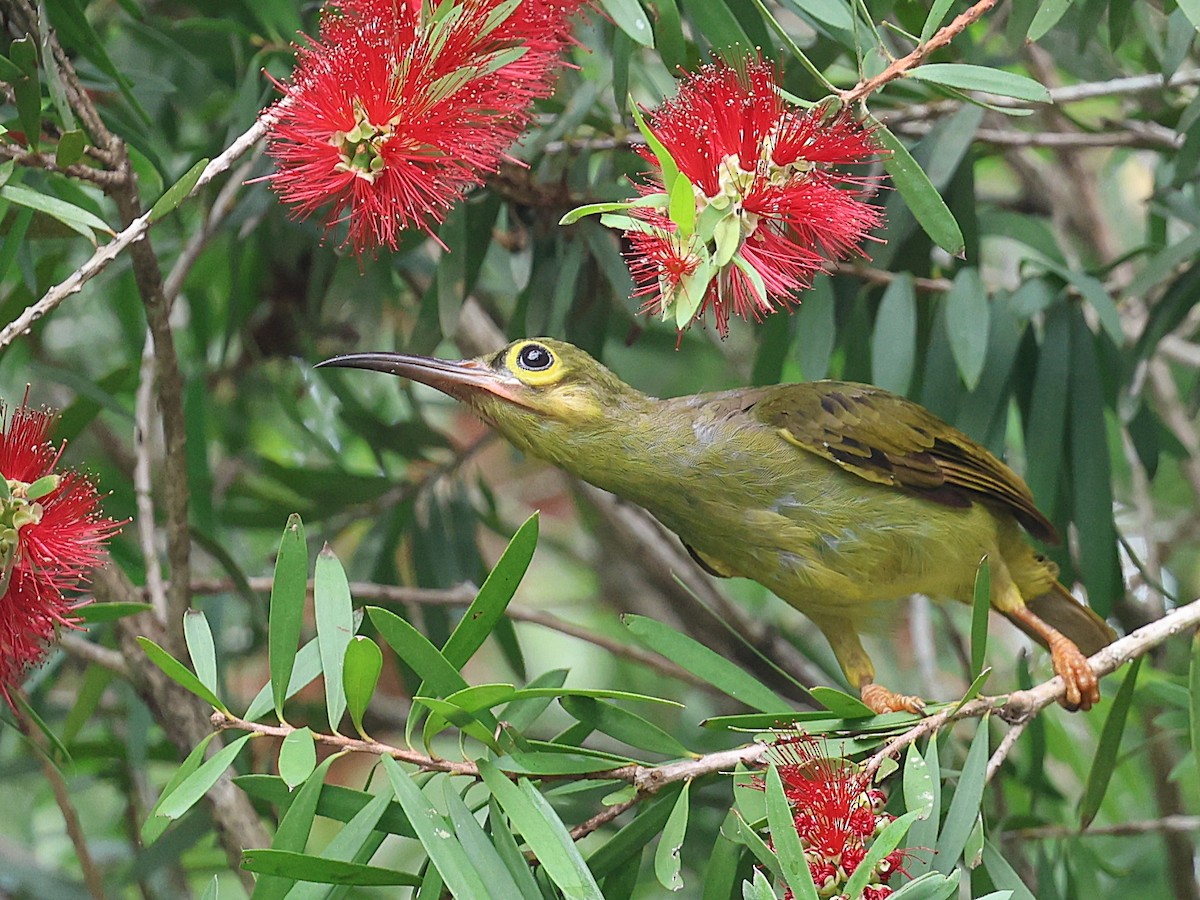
[316,352,528,405]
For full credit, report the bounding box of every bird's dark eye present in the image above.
[516,343,553,371]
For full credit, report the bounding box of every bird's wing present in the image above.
[754,382,1059,544]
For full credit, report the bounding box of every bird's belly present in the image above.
[649,480,998,618]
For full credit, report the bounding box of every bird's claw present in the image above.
[1049,635,1099,712]
[861,682,926,715]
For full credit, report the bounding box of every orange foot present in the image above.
[861,682,926,715]
[1048,632,1099,712]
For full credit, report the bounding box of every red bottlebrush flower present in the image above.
[758,730,910,898]
[0,397,120,706]
[265,0,583,254]
[616,59,882,334]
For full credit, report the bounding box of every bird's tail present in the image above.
[1006,581,1117,657]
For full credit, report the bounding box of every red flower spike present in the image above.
[623,58,883,334]
[0,397,121,707]
[757,730,909,898]
[265,0,584,254]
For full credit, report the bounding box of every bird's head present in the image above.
[317,338,647,455]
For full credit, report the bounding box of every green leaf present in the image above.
[908,64,1051,103]
[743,867,778,900]
[137,637,228,714]
[669,173,696,238]
[623,615,788,712]
[808,686,876,718]
[368,606,471,699]
[766,766,818,900]
[887,871,961,900]
[934,720,989,872]
[54,129,86,168]
[601,0,654,46]
[148,157,208,222]
[587,785,683,879]
[905,734,941,878]
[843,809,921,898]
[629,97,679,192]
[251,754,341,900]
[1027,0,1075,40]
[142,732,218,843]
[235,775,417,839]
[871,274,917,395]
[654,780,690,892]
[183,610,218,695]
[440,513,538,670]
[945,269,990,391]
[158,733,254,820]
[920,0,956,41]
[279,727,317,791]
[785,0,853,31]
[732,810,782,881]
[315,544,354,733]
[244,637,322,723]
[488,796,545,896]
[676,256,717,329]
[873,121,964,256]
[241,851,420,886]
[1080,656,1142,828]
[1192,634,1200,791]
[285,789,394,900]
[75,601,153,623]
[0,184,113,243]
[970,557,991,678]
[1069,310,1121,615]
[560,696,693,758]
[981,840,1036,900]
[903,741,935,818]
[343,636,383,738]
[381,758,492,898]
[964,812,985,868]
[477,760,604,900]
[270,513,308,722]
[440,781,527,897]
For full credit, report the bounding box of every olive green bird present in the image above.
[319,338,1115,714]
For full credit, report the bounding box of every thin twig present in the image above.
[15,698,107,900]
[839,0,1001,105]
[1013,815,1200,840]
[134,335,169,622]
[58,633,131,678]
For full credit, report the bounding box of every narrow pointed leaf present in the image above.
[245,637,322,722]
[477,760,604,900]
[654,780,690,891]
[158,733,254,820]
[284,789,393,900]
[241,851,420,886]
[381,758,492,898]
[623,615,788,712]
[587,785,683,879]
[908,64,1051,102]
[766,765,818,900]
[905,734,941,878]
[903,741,935,818]
[809,686,877,718]
[367,606,471,699]
[970,557,991,678]
[251,754,341,900]
[601,0,654,46]
[142,732,218,843]
[872,274,918,394]
[183,610,218,694]
[279,727,317,791]
[441,781,525,897]
[343,636,383,738]
[315,544,354,732]
[148,157,209,221]
[560,695,693,758]
[945,269,990,391]
[439,513,538,670]
[137,637,228,714]
[743,867,778,900]
[488,797,544,896]
[843,809,921,898]
[629,98,679,193]
[270,514,308,721]
[934,721,989,872]
[873,121,964,256]
[1080,656,1142,828]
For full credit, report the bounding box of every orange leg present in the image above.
[1009,605,1099,711]
[861,682,926,715]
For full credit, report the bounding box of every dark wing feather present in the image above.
[755,382,1059,544]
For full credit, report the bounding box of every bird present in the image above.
[318,338,1116,714]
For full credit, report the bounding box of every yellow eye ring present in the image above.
[506,342,562,386]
